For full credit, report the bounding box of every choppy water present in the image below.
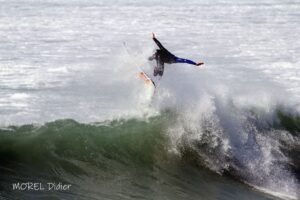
[0,0,299,199]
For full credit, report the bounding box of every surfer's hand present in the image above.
[152,32,155,39]
[148,55,154,61]
[196,62,204,66]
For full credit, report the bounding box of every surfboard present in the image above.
[137,70,156,103]
[138,71,156,88]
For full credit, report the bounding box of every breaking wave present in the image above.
[0,107,299,199]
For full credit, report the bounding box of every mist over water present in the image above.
[0,0,299,199]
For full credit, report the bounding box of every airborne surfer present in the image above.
[149,33,204,77]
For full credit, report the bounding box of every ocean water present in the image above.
[0,0,299,199]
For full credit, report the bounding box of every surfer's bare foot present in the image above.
[196,62,204,66]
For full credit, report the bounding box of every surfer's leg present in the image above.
[153,67,164,77]
[158,70,164,76]
[153,58,164,76]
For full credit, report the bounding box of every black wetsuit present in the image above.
[149,37,198,77]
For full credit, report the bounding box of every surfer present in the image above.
[148,33,204,77]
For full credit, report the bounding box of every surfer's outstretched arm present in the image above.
[152,33,165,50]
[174,57,204,66]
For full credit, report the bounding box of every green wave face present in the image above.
[0,116,176,199]
[0,116,170,171]
[277,111,300,136]
[0,110,299,200]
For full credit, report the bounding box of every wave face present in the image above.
[0,109,299,200]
